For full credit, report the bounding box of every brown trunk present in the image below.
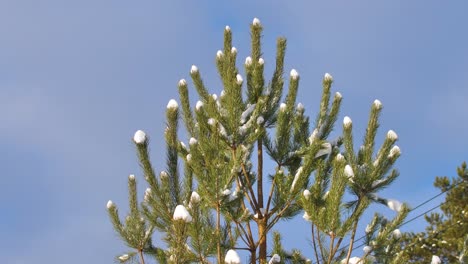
[258,219,267,263]
[250,248,257,264]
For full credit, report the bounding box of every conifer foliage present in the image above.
[401,162,468,263]
[107,18,408,264]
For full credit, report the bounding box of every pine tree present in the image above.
[400,162,468,263]
[107,18,409,264]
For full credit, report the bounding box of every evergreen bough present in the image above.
[107,18,409,264]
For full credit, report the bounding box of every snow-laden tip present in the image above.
[225,25,231,31]
[160,171,168,179]
[387,130,398,140]
[258,58,264,65]
[189,137,198,146]
[252,17,261,26]
[257,116,264,125]
[107,200,114,209]
[393,229,402,239]
[343,116,352,128]
[225,249,241,264]
[190,191,200,204]
[167,99,179,109]
[335,92,342,99]
[231,47,237,54]
[386,199,403,212]
[389,145,401,158]
[195,100,204,111]
[119,254,129,261]
[297,103,304,111]
[303,189,311,200]
[324,73,333,82]
[373,99,382,109]
[431,255,441,264]
[236,74,243,85]
[173,205,192,222]
[303,211,312,221]
[129,174,135,181]
[269,254,281,264]
[336,153,345,161]
[245,56,252,66]
[290,69,299,80]
[363,246,372,254]
[341,257,361,264]
[186,154,192,162]
[178,79,187,87]
[222,189,231,196]
[344,165,354,178]
[280,103,287,111]
[133,130,147,144]
[190,65,198,74]
[216,50,224,59]
[212,94,218,100]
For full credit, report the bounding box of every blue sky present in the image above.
[1,1,467,263]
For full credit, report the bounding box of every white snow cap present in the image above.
[297,103,304,111]
[119,254,129,261]
[324,73,333,82]
[222,189,231,196]
[186,154,192,162]
[173,205,192,222]
[343,116,352,128]
[245,56,252,66]
[303,211,312,221]
[195,100,204,111]
[160,171,169,179]
[365,224,372,234]
[212,94,218,100]
[106,200,114,209]
[389,145,401,158]
[236,74,243,85]
[133,130,147,144]
[190,65,198,74]
[387,199,403,212]
[344,165,354,178]
[225,25,231,31]
[208,118,216,126]
[431,255,441,264]
[303,189,311,199]
[129,174,135,181]
[387,130,398,140]
[189,137,198,145]
[178,79,187,87]
[231,47,237,54]
[363,246,372,254]
[257,116,265,125]
[373,99,382,109]
[341,257,361,264]
[335,92,342,99]
[225,249,241,264]
[280,103,287,111]
[290,69,299,80]
[336,153,345,161]
[252,17,261,26]
[190,191,201,204]
[393,229,402,239]
[167,99,179,109]
[269,254,281,264]
[217,50,224,58]
[258,58,264,65]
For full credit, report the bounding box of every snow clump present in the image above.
[133,130,147,144]
[173,205,192,222]
[225,249,241,264]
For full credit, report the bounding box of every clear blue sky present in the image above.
[1,1,467,263]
